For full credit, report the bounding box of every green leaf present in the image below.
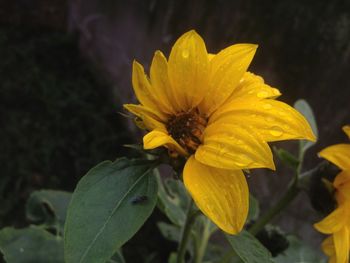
[274,235,326,263]
[294,99,318,153]
[0,226,64,263]
[156,170,190,226]
[168,252,177,263]
[226,230,274,263]
[64,158,158,263]
[273,147,299,170]
[107,249,126,263]
[157,222,181,242]
[26,190,71,233]
[247,195,260,222]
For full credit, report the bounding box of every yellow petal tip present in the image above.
[187,29,197,34]
[269,162,276,171]
[308,132,317,142]
[222,225,241,235]
[132,60,142,69]
[123,104,134,113]
[180,29,200,39]
[342,125,350,138]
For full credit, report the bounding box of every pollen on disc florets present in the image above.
[166,108,208,153]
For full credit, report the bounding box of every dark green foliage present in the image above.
[274,236,326,263]
[0,190,71,262]
[0,27,131,226]
[0,226,64,263]
[26,190,71,234]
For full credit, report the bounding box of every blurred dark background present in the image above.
[1,0,349,262]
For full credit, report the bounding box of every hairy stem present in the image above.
[177,200,196,263]
[194,217,211,263]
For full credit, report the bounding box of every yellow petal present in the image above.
[210,99,316,142]
[195,123,275,170]
[343,125,350,139]
[334,171,350,200]
[319,144,350,171]
[334,171,350,188]
[183,156,249,234]
[333,227,349,263]
[132,61,166,116]
[150,51,179,114]
[322,236,335,257]
[329,256,337,263]
[314,207,347,234]
[124,104,166,131]
[143,129,188,156]
[168,30,209,110]
[208,53,215,61]
[337,183,350,202]
[224,72,281,103]
[199,44,257,115]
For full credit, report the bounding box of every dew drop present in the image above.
[269,126,284,137]
[271,88,280,95]
[262,103,272,110]
[257,91,268,98]
[236,139,243,145]
[283,124,290,130]
[182,50,189,58]
[234,154,253,167]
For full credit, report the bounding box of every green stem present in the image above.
[194,218,211,263]
[177,200,196,263]
[248,181,299,236]
[248,143,307,236]
[296,146,305,180]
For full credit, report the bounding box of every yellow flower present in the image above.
[314,125,350,263]
[124,30,316,234]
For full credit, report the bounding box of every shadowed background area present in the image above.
[1,0,350,262]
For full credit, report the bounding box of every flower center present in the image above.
[166,108,207,153]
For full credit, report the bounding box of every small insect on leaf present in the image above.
[131,195,148,205]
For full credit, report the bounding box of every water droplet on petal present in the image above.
[182,50,189,58]
[257,91,268,98]
[271,88,280,95]
[234,154,253,167]
[263,103,272,110]
[269,126,284,137]
[283,124,290,130]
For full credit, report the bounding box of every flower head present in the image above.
[314,125,350,263]
[125,30,315,234]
